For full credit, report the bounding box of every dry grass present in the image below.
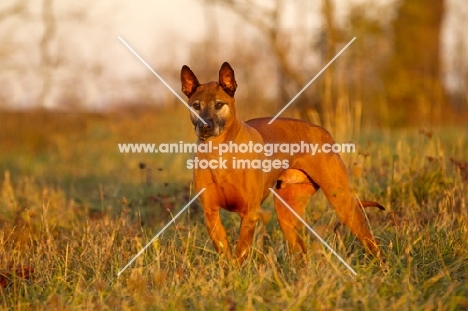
[0,108,467,310]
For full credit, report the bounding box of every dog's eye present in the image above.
[192,102,201,110]
[215,102,225,110]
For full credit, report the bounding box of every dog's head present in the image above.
[181,62,238,140]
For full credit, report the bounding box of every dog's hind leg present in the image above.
[298,154,382,257]
[274,169,317,261]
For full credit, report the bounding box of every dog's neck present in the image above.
[222,113,243,141]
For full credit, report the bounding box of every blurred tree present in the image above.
[0,0,26,22]
[204,0,318,117]
[345,2,390,130]
[202,0,387,135]
[384,0,447,125]
[321,0,337,131]
[0,0,108,110]
[0,0,27,108]
[40,0,56,108]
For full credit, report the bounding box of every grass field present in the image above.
[1,108,467,310]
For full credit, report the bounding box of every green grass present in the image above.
[0,108,467,310]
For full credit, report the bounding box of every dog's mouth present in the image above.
[197,130,219,141]
[198,133,212,141]
[196,127,225,141]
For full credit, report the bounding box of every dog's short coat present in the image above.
[181,62,383,264]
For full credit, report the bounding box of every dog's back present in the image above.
[247,116,383,257]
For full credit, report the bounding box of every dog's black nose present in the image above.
[199,119,213,131]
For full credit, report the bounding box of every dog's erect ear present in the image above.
[218,62,237,97]
[181,65,200,98]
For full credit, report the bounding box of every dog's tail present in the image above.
[360,201,385,211]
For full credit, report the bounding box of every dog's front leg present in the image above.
[234,209,260,265]
[204,208,233,263]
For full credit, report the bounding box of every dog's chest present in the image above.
[214,182,248,212]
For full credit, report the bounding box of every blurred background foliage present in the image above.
[0,0,467,191]
[0,0,466,125]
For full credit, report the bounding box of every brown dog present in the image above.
[181,62,384,265]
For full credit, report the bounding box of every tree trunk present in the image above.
[384,0,447,125]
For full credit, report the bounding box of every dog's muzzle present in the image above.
[197,119,216,139]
